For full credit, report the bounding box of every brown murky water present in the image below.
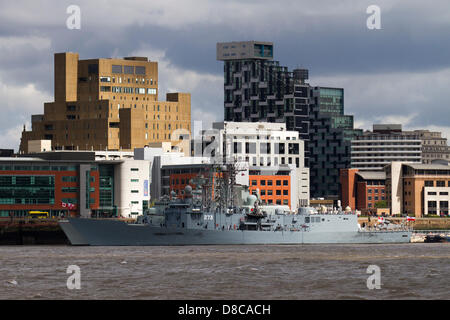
[1,244,449,300]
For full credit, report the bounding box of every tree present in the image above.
[374,200,387,208]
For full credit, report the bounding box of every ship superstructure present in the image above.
[59,162,411,246]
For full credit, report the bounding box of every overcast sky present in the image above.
[1,0,450,150]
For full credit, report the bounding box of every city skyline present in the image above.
[1,0,450,150]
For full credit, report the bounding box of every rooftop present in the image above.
[404,163,450,170]
[355,171,386,180]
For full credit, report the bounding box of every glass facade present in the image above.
[98,165,116,216]
[309,87,362,198]
[318,88,343,115]
[0,175,55,205]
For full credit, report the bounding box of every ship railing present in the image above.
[359,226,413,232]
[412,229,450,234]
[308,211,356,215]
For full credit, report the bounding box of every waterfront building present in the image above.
[159,162,301,210]
[351,124,422,171]
[408,130,450,164]
[340,168,386,213]
[0,151,151,218]
[191,121,309,209]
[385,161,450,217]
[343,125,450,213]
[19,52,191,153]
[134,147,211,202]
[308,86,362,199]
[351,124,450,170]
[217,41,310,163]
[216,41,361,200]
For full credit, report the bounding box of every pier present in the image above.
[0,218,68,245]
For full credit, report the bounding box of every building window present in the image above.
[260,143,271,154]
[437,181,445,187]
[428,201,437,214]
[233,142,242,154]
[425,180,434,187]
[62,176,78,182]
[275,143,285,154]
[246,142,256,154]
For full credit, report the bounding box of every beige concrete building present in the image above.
[385,161,450,217]
[408,130,450,164]
[19,52,191,153]
[27,140,52,153]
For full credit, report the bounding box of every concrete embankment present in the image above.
[0,219,69,245]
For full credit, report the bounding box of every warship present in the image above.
[59,162,412,246]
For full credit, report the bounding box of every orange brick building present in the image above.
[249,175,291,207]
[162,164,295,209]
[340,168,386,212]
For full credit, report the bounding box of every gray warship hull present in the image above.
[59,217,411,246]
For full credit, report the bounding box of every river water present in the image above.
[0,244,449,300]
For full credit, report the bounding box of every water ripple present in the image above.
[0,244,449,299]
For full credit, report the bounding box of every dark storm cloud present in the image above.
[3,0,450,82]
[1,0,450,149]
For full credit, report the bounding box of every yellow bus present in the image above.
[29,211,49,219]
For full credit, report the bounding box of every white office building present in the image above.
[192,121,310,207]
[351,124,422,171]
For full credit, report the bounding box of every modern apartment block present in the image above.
[19,52,191,153]
[217,41,361,200]
[351,124,422,171]
[217,41,310,164]
[192,121,310,208]
[308,87,362,199]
